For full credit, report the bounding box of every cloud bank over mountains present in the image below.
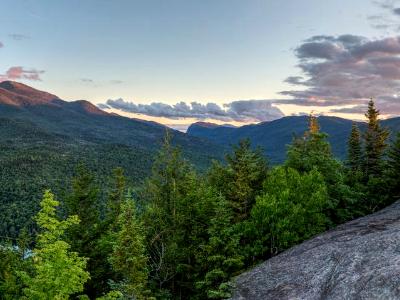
[103,98,284,123]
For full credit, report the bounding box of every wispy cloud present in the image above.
[368,0,400,31]
[0,42,3,48]
[8,34,30,41]
[110,80,123,84]
[0,66,44,82]
[103,98,284,123]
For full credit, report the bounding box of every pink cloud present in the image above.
[0,66,45,82]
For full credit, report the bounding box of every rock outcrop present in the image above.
[230,201,400,300]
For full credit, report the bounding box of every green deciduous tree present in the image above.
[20,190,89,299]
[248,167,329,257]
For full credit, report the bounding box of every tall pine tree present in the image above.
[65,163,103,297]
[385,132,400,202]
[109,194,150,299]
[363,99,389,177]
[143,131,198,298]
[208,139,268,222]
[347,122,362,172]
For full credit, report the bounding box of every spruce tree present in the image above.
[109,194,150,299]
[65,163,103,297]
[105,167,126,229]
[347,122,362,172]
[386,132,400,201]
[143,131,198,297]
[286,115,351,223]
[363,99,389,177]
[208,139,268,222]
[308,113,320,135]
[20,190,89,299]
[195,198,243,299]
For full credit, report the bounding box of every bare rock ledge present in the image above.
[230,201,400,300]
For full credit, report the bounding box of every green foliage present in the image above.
[208,139,268,221]
[195,198,243,299]
[65,164,104,297]
[105,168,126,228]
[386,132,400,202]
[109,195,150,299]
[347,122,363,172]
[0,140,153,239]
[286,127,341,185]
[248,167,329,257]
[143,132,200,298]
[285,117,358,224]
[2,102,400,300]
[20,190,89,299]
[364,99,389,177]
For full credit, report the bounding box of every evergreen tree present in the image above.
[208,139,268,222]
[65,164,103,297]
[385,132,400,202]
[363,99,389,177]
[347,122,363,172]
[109,194,150,299]
[285,115,352,223]
[105,168,126,228]
[143,131,198,297]
[20,190,89,299]
[308,113,320,134]
[96,168,128,296]
[286,114,339,178]
[195,198,243,299]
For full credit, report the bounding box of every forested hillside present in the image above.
[0,81,225,238]
[1,99,400,299]
[188,115,400,163]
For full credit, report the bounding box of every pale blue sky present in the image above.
[1,0,398,128]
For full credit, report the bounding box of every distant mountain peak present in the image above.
[190,121,237,129]
[64,100,108,115]
[0,81,107,116]
[0,80,59,104]
[191,122,220,128]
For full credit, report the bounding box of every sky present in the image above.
[1,0,400,130]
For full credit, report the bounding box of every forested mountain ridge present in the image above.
[0,81,225,238]
[188,116,400,163]
[0,81,223,155]
[1,97,400,299]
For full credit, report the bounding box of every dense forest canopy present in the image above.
[1,99,400,299]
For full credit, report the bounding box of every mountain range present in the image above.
[2,81,400,237]
[0,80,223,164]
[187,115,400,163]
[0,81,224,237]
